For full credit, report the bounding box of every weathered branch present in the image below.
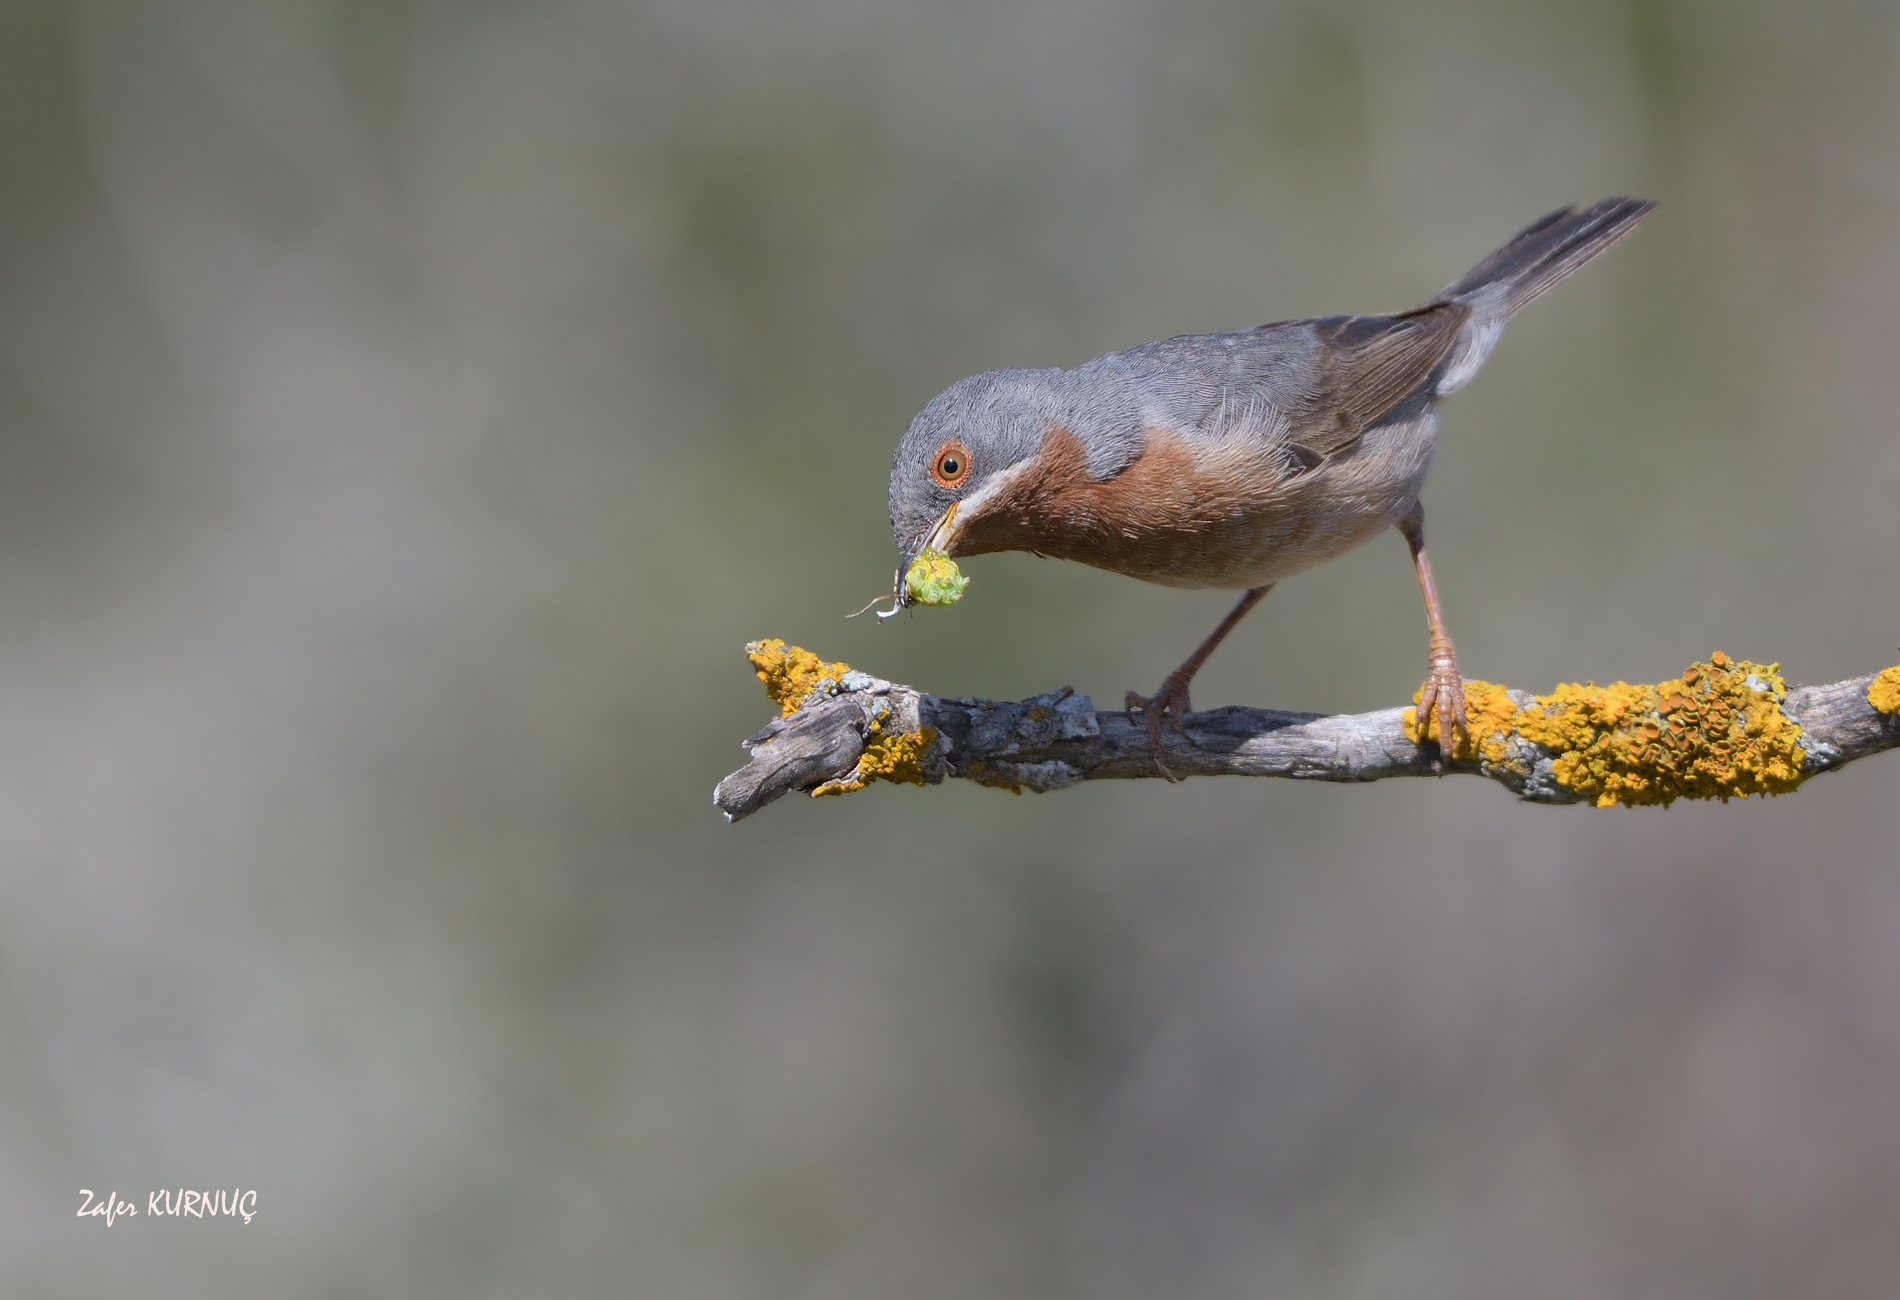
[713,642,1900,822]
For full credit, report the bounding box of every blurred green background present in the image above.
[7,0,1900,1295]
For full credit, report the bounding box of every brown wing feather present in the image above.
[1286,302,1469,459]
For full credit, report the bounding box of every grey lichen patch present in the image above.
[966,688,1098,754]
[981,759,1083,791]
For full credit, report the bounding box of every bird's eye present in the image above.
[930,438,971,489]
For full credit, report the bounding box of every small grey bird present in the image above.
[886,198,1656,776]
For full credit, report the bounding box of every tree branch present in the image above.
[713,642,1900,822]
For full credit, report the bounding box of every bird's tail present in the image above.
[1440,196,1655,319]
[1430,196,1654,395]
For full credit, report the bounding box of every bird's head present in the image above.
[881,370,1055,615]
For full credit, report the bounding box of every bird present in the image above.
[884,198,1656,778]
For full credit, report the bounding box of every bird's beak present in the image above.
[916,501,960,562]
[877,502,960,622]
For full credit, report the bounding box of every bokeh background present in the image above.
[7,0,1900,1294]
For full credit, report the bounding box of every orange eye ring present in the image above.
[930,438,971,490]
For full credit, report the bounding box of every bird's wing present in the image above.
[1282,303,1470,459]
[1068,301,1469,477]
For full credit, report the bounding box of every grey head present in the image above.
[886,364,1155,569]
[883,368,1056,613]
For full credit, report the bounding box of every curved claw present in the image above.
[1124,674,1195,782]
[1418,646,1470,758]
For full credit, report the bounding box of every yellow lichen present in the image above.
[743,640,936,798]
[1403,678,1520,766]
[1870,651,1900,716]
[1405,653,1808,807]
[747,638,851,716]
[812,715,938,798]
[1516,652,1805,807]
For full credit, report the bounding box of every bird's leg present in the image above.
[1125,585,1271,781]
[1397,503,1469,754]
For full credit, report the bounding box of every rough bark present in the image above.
[713,663,1900,823]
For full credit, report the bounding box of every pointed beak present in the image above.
[879,502,960,622]
[907,501,960,570]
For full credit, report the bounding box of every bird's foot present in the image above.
[1418,642,1470,758]
[1124,672,1197,782]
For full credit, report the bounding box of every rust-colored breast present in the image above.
[952,423,1428,589]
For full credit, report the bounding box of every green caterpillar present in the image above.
[904,550,968,607]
